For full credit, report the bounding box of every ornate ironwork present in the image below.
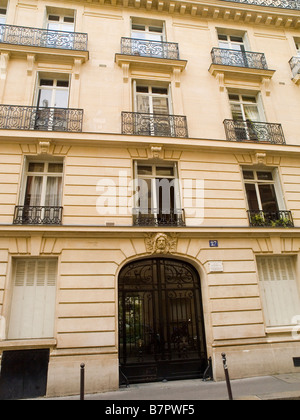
[248,210,294,227]
[219,0,300,10]
[120,37,180,60]
[289,57,300,78]
[0,105,83,132]
[13,206,63,225]
[211,48,268,69]
[133,208,185,226]
[0,24,88,51]
[224,119,285,144]
[119,258,208,383]
[122,111,188,138]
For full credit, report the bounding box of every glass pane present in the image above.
[24,176,43,206]
[230,36,243,43]
[40,79,53,86]
[137,178,152,212]
[156,178,175,213]
[231,103,243,120]
[156,166,174,177]
[132,24,145,31]
[152,97,169,114]
[242,96,257,103]
[54,89,69,108]
[245,183,259,211]
[149,26,163,33]
[47,22,60,31]
[38,88,52,108]
[244,105,260,122]
[231,43,242,51]
[258,184,279,212]
[137,165,152,175]
[218,41,229,49]
[257,171,273,181]
[146,32,162,42]
[48,163,63,173]
[136,86,148,93]
[218,34,228,41]
[57,80,69,87]
[28,162,45,173]
[132,31,146,40]
[45,177,62,206]
[136,95,150,113]
[243,170,254,180]
[228,94,239,101]
[152,87,168,95]
[61,23,74,32]
[48,15,59,21]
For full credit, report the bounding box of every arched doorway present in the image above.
[118,257,208,383]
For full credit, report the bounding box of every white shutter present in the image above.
[8,259,57,339]
[257,256,300,327]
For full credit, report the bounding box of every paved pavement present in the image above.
[39,373,300,401]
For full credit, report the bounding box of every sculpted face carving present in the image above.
[145,233,177,254]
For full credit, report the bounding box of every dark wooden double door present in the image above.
[119,258,207,383]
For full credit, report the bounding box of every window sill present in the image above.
[0,338,56,350]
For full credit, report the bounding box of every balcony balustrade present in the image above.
[211,48,268,70]
[13,206,63,225]
[0,105,83,132]
[122,112,188,138]
[120,37,180,60]
[0,23,88,51]
[219,0,300,10]
[247,210,294,228]
[224,119,285,144]
[133,208,186,227]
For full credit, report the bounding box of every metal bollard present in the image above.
[80,363,85,400]
[221,353,233,400]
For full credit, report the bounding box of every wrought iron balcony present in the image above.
[211,48,268,70]
[0,105,83,132]
[247,210,294,228]
[120,37,179,60]
[122,112,188,138]
[13,206,63,225]
[289,57,300,78]
[0,23,88,51]
[133,208,186,227]
[219,0,300,10]
[224,119,285,144]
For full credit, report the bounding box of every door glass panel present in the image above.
[24,176,43,206]
[245,183,259,211]
[54,89,69,108]
[38,89,52,108]
[136,95,150,113]
[258,184,279,212]
[244,105,260,121]
[152,97,169,114]
[45,177,62,206]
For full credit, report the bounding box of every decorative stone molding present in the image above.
[145,232,178,254]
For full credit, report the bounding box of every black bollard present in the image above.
[80,363,85,400]
[221,353,233,400]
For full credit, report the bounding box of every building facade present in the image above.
[0,0,300,398]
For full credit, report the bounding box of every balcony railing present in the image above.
[219,0,300,10]
[122,112,188,138]
[0,24,88,51]
[211,48,268,70]
[224,119,286,144]
[247,210,294,228]
[120,37,180,60]
[13,206,63,225]
[0,105,83,132]
[289,57,300,78]
[133,208,186,227]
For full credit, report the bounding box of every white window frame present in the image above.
[20,160,64,208]
[47,13,75,32]
[242,168,285,212]
[134,161,181,217]
[131,18,165,42]
[133,81,173,114]
[35,76,70,109]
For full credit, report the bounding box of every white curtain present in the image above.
[45,177,62,206]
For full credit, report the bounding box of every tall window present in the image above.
[134,83,171,115]
[8,259,57,339]
[14,161,63,225]
[257,256,300,327]
[133,162,184,226]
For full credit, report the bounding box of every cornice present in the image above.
[80,0,300,29]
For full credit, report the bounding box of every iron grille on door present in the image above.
[119,258,207,383]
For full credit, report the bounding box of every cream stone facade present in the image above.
[0,0,300,398]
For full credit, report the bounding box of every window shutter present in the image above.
[257,256,300,327]
[8,259,57,340]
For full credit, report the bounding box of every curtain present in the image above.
[45,177,62,206]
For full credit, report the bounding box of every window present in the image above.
[228,92,265,141]
[257,256,300,327]
[8,259,57,339]
[0,8,6,25]
[35,76,70,131]
[243,169,293,227]
[14,161,63,225]
[131,19,165,42]
[133,162,184,226]
[295,39,300,57]
[218,33,246,51]
[47,13,75,32]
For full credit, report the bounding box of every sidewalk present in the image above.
[41,373,300,400]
